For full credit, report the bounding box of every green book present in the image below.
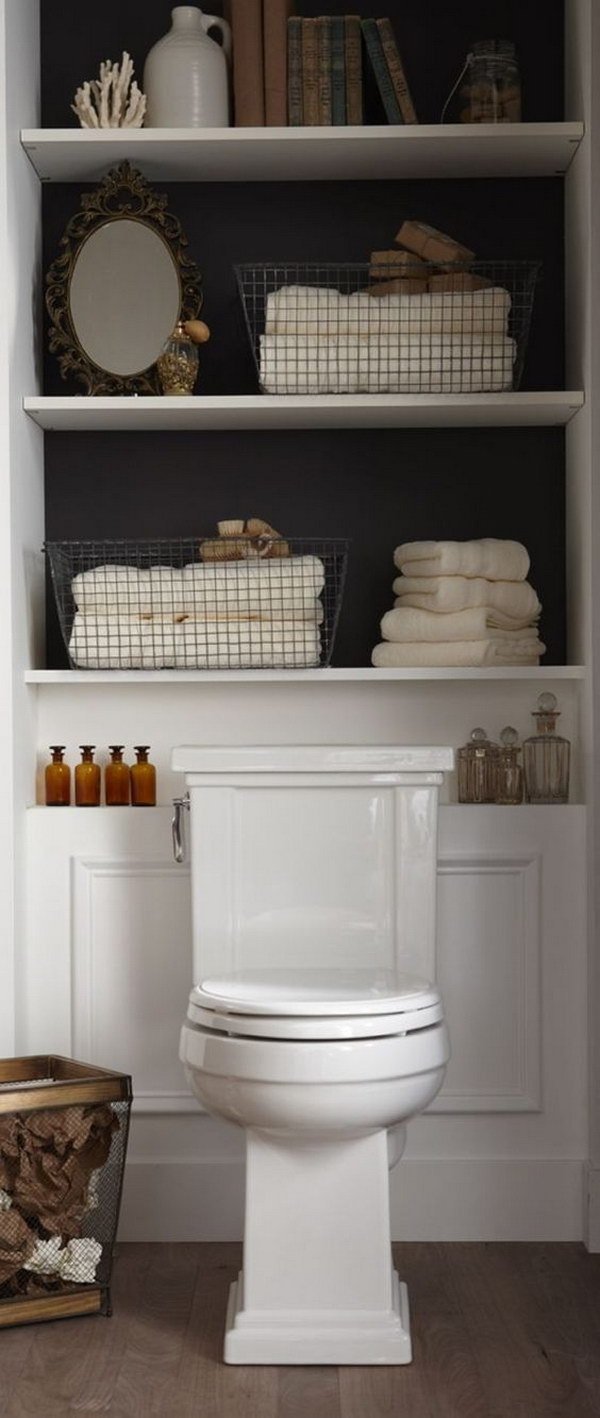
[331,17,347,125]
[360,17,404,124]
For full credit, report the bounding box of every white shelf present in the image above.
[20,123,584,183]
[24,392,584,432]
[25,667,586,685]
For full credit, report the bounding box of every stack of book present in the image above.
[224,4,418,127]
[288,16,417,127]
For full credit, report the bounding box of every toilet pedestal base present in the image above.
[224,1268,412,1366]
[223,1126,412,1365]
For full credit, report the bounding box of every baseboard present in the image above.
[118,1157,584,1242]
[584,1163,600,1250]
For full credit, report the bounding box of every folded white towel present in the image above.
[72,557,325,619]
[381,606,540,644]
[72,566,187,616]
[371,637,545,668]
[394,538,530,582]
[260,334,515,395]
[393,575,541,621]
[265,286,512,337]
[69,614,321,670]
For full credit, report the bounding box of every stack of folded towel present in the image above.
[371,539,546,667]
[260,285,515,395]
[68,557,325,669]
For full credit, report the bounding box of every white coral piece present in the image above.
[24,1235,102,1285]
[0,1188,12,1210]
[72,51,147,129]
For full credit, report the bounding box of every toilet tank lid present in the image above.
[191,968,441,1016]
[172,745,454,775]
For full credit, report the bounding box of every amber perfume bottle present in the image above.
[131,746,156,806]
[75,745,101,807]
[45,746,71,806]
[105,746,130,806]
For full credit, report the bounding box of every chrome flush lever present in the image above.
[172,793,190,863]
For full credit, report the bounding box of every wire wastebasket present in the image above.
[46,536,349,671]
[0,1056,131,1328]
[235,260,540,395]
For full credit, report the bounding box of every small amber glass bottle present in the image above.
[131,746,156,807]
[45,746,71,806]
[105,745,130,806]
[75,745,101,807]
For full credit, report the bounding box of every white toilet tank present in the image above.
[172,745,453,986]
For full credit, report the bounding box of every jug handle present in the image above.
[201,13,233,62]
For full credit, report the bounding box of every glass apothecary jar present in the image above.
[75,745,101,807]
[496,726,523,805]
[458,40,522,123]
[105,746,130,806]
[457,728,498,804]
[45,746,71,806]
[523,693,570,804]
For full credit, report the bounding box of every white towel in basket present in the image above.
[71,557,326,619]
[264,286,512,338]
[68,613,321,670]
[259,334,515,394]
[71,565,187,617]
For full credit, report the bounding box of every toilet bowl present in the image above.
[173,744,453,1364]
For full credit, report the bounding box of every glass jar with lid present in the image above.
[457,728,499,804]
[458,40,521,123]
[523,693,570,804]
[496,726,523,805]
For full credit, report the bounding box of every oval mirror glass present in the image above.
[69,219,181,377]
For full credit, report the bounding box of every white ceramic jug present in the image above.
[144,6,232,127]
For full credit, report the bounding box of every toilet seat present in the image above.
[188,968,443,1041]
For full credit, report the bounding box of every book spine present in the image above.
[330,17,346,126]
[344,15,363,125]
[317,17,332,125]
[264,0,294,127]
[301,18,320,126]
[224,0,265,126]
[360,18,403,124]
[375,17,418,123]
[287,17,303,125]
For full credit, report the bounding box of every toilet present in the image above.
[173,744,453,1365]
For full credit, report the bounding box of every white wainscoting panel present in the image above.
[72,857,193,1112]
[433,853,540,1111]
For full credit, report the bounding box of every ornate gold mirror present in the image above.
[46,162,202,395]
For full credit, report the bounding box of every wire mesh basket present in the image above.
[46,536,349,671]
[235,260,540,394]
[0,1056,131,1327]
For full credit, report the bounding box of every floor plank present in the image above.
[1,1244,600,1418]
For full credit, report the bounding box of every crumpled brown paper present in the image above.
[0,1104,119,1292]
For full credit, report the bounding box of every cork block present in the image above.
[428,272,492,293]
[367,278,428,297]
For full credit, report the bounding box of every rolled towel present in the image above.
[371,637,545,669]
[394,538,530,582]
[264,286,511,338]
[393,575,541,621]
[381,606,540,643]
[260,334,515,395]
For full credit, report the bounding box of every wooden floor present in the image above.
[1,1243,600,1417]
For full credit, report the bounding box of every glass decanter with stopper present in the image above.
[523,693,570,804]
[496,726,523,805]
[457,727,498,804]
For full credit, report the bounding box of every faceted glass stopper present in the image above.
[537,692,558,713]
[500,726,519,747]
[470,727,489,744]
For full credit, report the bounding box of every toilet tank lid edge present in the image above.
[171,745,454,775]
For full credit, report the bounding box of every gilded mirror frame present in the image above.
[46,162,203,395]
